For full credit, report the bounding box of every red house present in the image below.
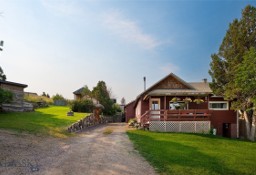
[125,73,238,138]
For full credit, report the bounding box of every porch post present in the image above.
[164,96,166,109]
[164,96,167,121]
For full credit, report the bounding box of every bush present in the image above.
[128,118,137,127]
[71,99,93,113]
[0,88,13,111]
[24,94,53,108]
[52,94,67,106]
[0,88,13,104]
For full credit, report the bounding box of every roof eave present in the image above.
[0,80,28,88]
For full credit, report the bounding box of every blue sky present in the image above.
[0,0,255,103]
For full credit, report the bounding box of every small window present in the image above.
[209,101,228,110]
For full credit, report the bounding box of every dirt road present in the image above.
[0,123,157,175]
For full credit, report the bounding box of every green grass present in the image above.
[0,106,88,137]
[127,130,256,175]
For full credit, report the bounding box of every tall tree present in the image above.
[52,93,65,101]
[233,48,256,140]
[92,81,114,114]
[209,5,256,141]
[82,85,92,99]
[42,92,47,97]
[0,66,6,81]
[0,41,6,81]
[0,40,3,51]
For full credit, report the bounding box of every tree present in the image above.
[52,93,65,101]
[42,92,47,97]
[92,81,114,115]
[209,5,256,141]
[233,48,256,141]
[0,66,6,81]
[82,85,92,99]
[0,40,3,51]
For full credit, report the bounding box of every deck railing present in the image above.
[140,109,211,127]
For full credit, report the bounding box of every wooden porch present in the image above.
[141,109,211,129]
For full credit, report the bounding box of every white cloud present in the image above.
[102,10,161,50]
[160,63,179,74]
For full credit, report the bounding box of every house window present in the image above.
[169,101,186,110]
[209,101,229,110]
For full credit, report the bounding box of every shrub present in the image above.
[0,88,13,104]
[128,118,137,127]
[0,88,13,111]
[24,94,53,108]
[71,99,93,113]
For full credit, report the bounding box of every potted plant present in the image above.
[183,97,192,104]
[171,97,180,102]
[193,98,204,104]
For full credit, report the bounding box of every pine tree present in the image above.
[209,5,256,141]
[0,66,6,81]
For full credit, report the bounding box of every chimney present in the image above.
[203,78,207,83]
[143,76,146,91]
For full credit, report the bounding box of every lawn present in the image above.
[127,130,256,175]
[0,106,88,137]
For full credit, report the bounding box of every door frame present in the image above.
[149,98,161,110]
[149,98,161,120]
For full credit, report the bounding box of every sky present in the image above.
[0,0,255,103]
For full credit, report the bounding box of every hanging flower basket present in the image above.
[193,98,204,104]
[183,97,192,103]
[171,97,180,102]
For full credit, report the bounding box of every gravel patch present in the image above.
[0,123,157,175]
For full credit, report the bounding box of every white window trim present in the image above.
[209,101,229,110]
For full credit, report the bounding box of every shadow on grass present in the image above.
[185,132,256,144]
[127,131,245,175]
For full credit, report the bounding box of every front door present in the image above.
[223,123,231,137]
[150,98,161,120]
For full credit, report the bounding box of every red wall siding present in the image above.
[141,99,149,115]
[210,110,237,138]
[189,102,208,109]
[124,101,135,122]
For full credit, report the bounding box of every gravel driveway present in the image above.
[0,123,157,175]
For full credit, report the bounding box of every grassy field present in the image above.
[127,130,256,175]
[0,106,88,137]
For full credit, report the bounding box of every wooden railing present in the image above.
[140,109,211,127]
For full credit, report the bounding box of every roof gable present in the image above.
[146,73,195,92]
[133,73,212,108]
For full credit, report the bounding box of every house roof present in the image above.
[147,89,209,96]
[124,100,135,108]
[189,82,212,93]
[145,73,195,92]
[73,87,84,95]
[0,80,28,88]
[24,92,38,96]
[133,73,212,107]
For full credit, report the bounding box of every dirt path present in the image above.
[0,123,157,175]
